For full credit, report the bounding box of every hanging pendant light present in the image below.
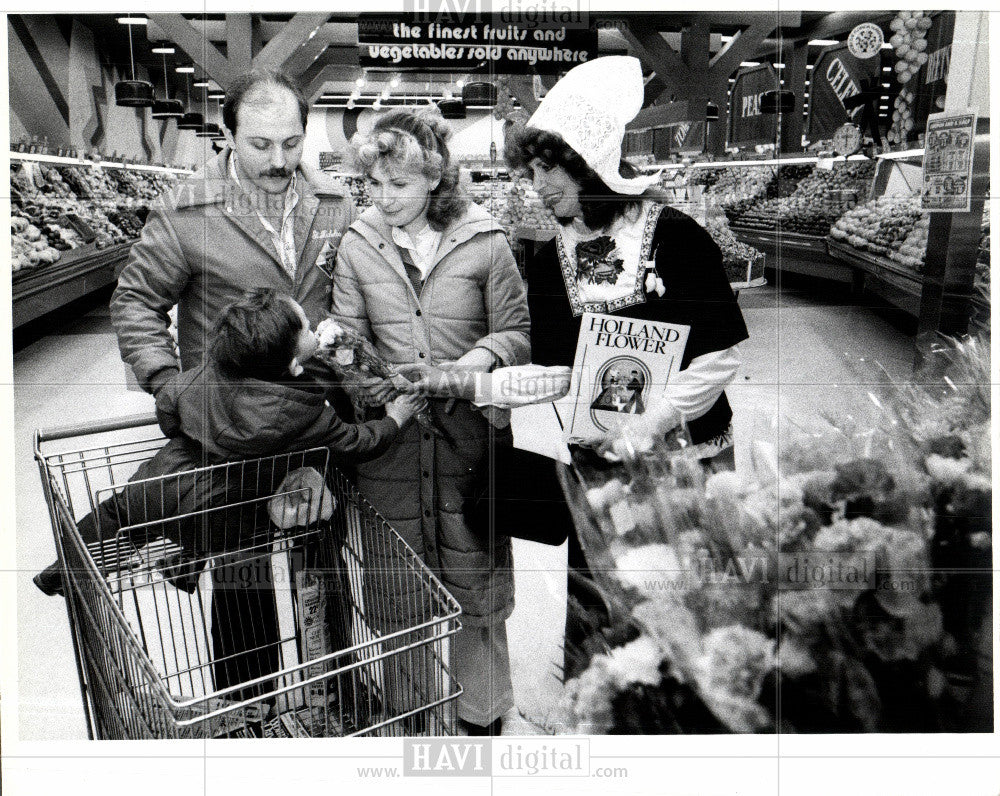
[151,50,184,119]
[176,112,205,131]
[115,13,154,107]
[152,99,184,118]
[196,123,223,138]
[193,78,222,138]
[438,99,466,119]
[175,71,203,130]
[462,81,497,107]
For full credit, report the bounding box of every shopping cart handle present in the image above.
[35,412,160,444]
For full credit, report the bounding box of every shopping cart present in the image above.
[35,413,462,739]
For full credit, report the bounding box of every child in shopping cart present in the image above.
[35,288,425,596]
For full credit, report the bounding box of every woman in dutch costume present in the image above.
[503,56,750,681]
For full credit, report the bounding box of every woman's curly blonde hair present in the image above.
[349,107,468,231]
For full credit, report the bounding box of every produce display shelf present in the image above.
[10,151,193,175]
[826,239,923,293]
[12,241,133,329]
[825,238,936,317]
[731,276,768,290]
[732,227,854,284]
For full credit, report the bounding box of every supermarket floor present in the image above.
[12,279,917,740]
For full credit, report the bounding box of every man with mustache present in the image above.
[110,70,357,695]
[112,68,354,398]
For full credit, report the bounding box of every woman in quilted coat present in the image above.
[331,109,531,735]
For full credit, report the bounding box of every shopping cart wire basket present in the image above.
[35,412,462,739]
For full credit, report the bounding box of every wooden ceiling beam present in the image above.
[252,13,330,72]
[281,25,341,78]
[709,17,779,80]
[225,14,252,75]
[149,14,237,89]
[301,48,362,102]
[628,101,692,131]
[621,23,693,102]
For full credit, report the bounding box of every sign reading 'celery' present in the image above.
[806,44,882,143]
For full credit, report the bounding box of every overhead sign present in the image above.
[728,64,779,148]
[357,17,597,74]
[670,121,706,155]
[806,44,882,142]
[921,109,977,212]
[909,11,955,140]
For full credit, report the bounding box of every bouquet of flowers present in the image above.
[544,330,991,734]
[310,318,454,446]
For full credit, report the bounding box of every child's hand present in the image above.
[356,374,399,405]
[385,393,427,427]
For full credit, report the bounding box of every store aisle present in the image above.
[13,284,915,739]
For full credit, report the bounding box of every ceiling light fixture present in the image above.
[176,66,195,74]
[151,49,184,120]
[114,13,154,107]
[117,15,147,25]
[808,39,839,46]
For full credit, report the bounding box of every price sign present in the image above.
[921,109,976,212]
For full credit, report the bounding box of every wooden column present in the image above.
[781,40,809,153]
[681,20,711,153]
[914,11,989,368]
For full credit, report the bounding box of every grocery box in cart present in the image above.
[34,413,463,739]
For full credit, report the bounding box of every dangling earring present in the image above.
[289,358,304,377]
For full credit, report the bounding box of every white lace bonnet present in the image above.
[527,56,658,196]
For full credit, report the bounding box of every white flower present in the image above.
[315,317,345,345]
[605,636,665,688]
[812,520,855,552]
[612,544,689,599]
[924,454,971,485]
[695,625,776,701]
[776,637,817,677]
[705,471,744,503]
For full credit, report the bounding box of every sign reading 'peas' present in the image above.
[357,17,597,74]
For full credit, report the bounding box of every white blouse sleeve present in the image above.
[642,345,743,432]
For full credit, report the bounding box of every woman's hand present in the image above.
[570,403,682,462]
[441,346,498,373]
[394,363,476,400]
[355,374,399,405]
